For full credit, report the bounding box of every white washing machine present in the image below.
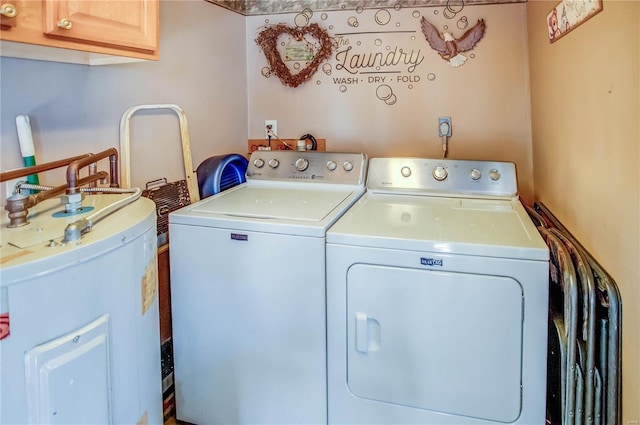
[169,150,367,425]
[326,158,549,424]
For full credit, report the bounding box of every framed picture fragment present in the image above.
[547,0,603,43]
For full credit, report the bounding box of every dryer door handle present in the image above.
[356,312,369,353]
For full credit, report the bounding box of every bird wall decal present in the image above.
[420,17,486,67]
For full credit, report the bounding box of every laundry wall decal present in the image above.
[420,17,486,67]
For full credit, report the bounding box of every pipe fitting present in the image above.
[66,148,118,194]
[3,151,117,226]
[60,192,85,213]
[4,193,36,227]
[64,218,90,242]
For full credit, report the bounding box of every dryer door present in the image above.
[346,264,523,422]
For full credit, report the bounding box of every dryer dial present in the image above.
[343,161,354,172]
[401,166,412,177]
[253,158,265,168]
[470,168,481,180]
[326,160,337,171]
[268,159,280,169]
[489,169,501,181]
[433,166,448,181]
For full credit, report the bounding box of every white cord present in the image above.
[64,188,142,242]
[266,129,294,150]
[438,120,451,158]
[442,135,448,158]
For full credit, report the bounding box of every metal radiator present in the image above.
[142,178,191,246]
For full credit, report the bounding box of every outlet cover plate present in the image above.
[265,120,277,138]
[438,117,452,137]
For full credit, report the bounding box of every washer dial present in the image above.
[295,158,309,171]
[470,168,481,180]
[489,169,501,181]
[268,158,279,169]
[343,161,354,172]
[253,158,265,168]
[326,160,337,171]
[401,166,412,177]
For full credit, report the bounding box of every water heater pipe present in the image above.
[64,187,142,242]
[66,148,119,194]
[0,153,92,183]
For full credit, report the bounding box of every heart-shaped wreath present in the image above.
[256,23,333,88]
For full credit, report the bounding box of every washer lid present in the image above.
[170,184,364,236]
[189,186,352,221]
[327,193,548,261]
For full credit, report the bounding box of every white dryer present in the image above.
[326,158,549,424]
[169,150,367,425]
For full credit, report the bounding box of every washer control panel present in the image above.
[247,151,367,185]
[367,157,518,197]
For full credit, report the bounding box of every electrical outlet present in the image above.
[438,117,452,137]
[265,120,277,138]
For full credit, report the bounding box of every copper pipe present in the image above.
[4,171,110,228]
[66,148,118,194]
[88,163,97,189]
[11,172,106,204]
[109,153,118,188]
[74,171,108,189]
[33,182,68,203]
[0,153,92,182]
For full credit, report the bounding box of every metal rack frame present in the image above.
[527,202,622,425]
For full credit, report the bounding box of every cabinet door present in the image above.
[43,0,157,51]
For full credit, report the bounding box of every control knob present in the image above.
[433,166,448,181]
[295,157,309,171]
[253,158,265,168]
[470,168,481,180]
[268,158,279,169]
[489,169,501,181]
[343,161,354,172]
[400,166,412,177]
[326,160,337,171]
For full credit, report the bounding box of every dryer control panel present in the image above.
[367,158,518,198]
[247,151,367,185]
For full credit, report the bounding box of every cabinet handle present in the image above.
[0,3,17,18]
[57,18,73,30]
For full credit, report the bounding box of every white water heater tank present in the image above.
[0,194,162,424]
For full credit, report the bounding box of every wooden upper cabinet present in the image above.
[43,0,158,51]
[0,0,159,65]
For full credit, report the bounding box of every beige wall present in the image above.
[527,1,640,423]
[0,1,248,201]
[246,3,536,201]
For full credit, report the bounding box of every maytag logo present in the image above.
[421,257,443,267]
[231,233,248,241]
